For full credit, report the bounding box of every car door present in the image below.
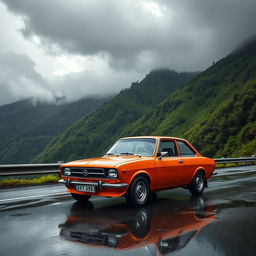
[176,141,198,184]
[156,140,183,189]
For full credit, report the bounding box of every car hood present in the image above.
[61,156,148,168]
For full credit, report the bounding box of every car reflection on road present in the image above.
[59,197,215,255]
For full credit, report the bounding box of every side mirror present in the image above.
[157,151,168,159]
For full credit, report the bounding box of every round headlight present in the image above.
[108,169,118,178]
[63,167,71,176]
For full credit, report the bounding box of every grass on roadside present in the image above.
[0,174,59,188]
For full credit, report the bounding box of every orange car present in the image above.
[59,136,215,206]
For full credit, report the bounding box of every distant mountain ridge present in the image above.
[0,97,108,164]
[34,69,196,162]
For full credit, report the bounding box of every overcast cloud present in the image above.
[0,0,256,106]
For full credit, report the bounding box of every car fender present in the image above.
[192,167,206,177]
[191,167,208,187]
[127,170,152,190]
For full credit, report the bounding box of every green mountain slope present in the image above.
[0,97,107,164]
[34,70,195,162]
[185,79,256,157]
[119,40,256,157]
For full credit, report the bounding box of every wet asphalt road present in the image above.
[0,165,256,256]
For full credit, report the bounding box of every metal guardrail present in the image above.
[214,157,256,164]
[0,163,61,176]
[0,157,256,176]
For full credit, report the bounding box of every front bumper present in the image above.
[58,179,128,190]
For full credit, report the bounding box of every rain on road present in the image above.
[0,166,256,256]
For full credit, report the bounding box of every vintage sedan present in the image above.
[59,136,215,206]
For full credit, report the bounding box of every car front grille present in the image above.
[64,167,107,179]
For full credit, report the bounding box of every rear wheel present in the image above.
[189,172,205,195]
[126,176,150,207]
[71,193,91,202]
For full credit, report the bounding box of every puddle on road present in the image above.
[59,196,216,255]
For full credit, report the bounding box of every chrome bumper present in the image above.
[58,179,128,189]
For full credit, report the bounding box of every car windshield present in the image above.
[105,138,156,157]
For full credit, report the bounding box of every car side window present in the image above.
[158,140,178,157]
[177,141,196,156]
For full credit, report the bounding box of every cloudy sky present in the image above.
[0,0,256,106]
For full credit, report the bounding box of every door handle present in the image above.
[178,160,183,164]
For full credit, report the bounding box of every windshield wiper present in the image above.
[104,153,115,156]
[119,152,142,157]
[119,152,134,155]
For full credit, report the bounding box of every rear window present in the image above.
[177,141,196,156]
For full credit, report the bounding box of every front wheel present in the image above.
[71,193,91,203]
[126,176,150,207]
[189,172,205,195]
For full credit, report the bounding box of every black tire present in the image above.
[71,193,91,202]
[189,171,205,195]
[126,176,150,207]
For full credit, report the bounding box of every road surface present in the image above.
[0,165,256,256]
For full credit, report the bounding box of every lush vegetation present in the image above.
[0,174,59,187]
[0,97,107,164]
[186,79,256,157]
[34,69,195,162]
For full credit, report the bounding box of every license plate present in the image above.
[75,185,96,193]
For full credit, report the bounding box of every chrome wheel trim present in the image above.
[135,181,147,203]
[195,175,204,192]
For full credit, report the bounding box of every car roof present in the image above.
[120,136,186,141]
